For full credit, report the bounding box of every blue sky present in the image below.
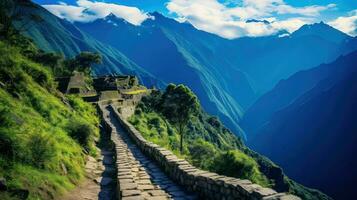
[33,0,357,38]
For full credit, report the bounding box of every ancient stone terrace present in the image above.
[100,104,301,200]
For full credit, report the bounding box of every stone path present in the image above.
[60,125,117,200]
[103,106,197,200]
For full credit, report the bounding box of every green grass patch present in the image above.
[0,39,99,199]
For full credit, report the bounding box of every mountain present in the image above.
[75,12,251,137]
[291,22,350,44]
[241,58,338,137]
[19,1,357,140]
[15,1,159,86]
[245,50,357,199]
[75,13,357,138]
[226,22,354,96]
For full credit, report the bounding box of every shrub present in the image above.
[0,132,16,161]
[148,117,161,129]
[67,121,93,151]
[207,116,221,128]
[134,107,142,115]
[210,150,270,187]
[27,133,56,169]
[188,139,216,169]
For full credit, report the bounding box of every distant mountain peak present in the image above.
[246,19,271,25]
[292,21,351,43]
[149,11,164,18]
[106,12,117,18]
[102,12,130,26]
[104,12,121,21]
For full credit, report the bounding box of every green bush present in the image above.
[148,117,161,129]
[210,150,270,187]
[27,133,56,169]
[0,132,17,161]
[67,121,93,151]
[188,139,216,169]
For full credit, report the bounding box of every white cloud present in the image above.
[166,0,335,38]
[329,10,357,36]
[43,0,150,25]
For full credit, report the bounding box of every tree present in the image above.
[161,84,200,153]
[31,51,65,75]
[67,52,102,74]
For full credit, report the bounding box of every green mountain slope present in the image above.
[15,0,159,86]
[75,13,357,140]
[19,1,357,141]
[75,13,251,138]
[0,34,98,199]
[128,85,331,200]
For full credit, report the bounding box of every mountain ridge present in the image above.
[22,1,357,141]
[16,0,161,86]
[246,50,357,199]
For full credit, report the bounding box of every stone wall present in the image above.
[108,105,300,200]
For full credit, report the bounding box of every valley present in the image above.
[1,0,357,199]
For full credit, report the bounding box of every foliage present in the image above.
[130,85,330,199]
[0,0,43,41]
[65,52,102,75]
[67,121,94,152]
[129,86,268,186]
[188,139,216,169]
[160,84,200,153]
[210,150,270,187]
[27,133,56,169]
[0,35,98,200]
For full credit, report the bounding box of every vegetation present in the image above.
[129,85,270,187]
[64,52,102,75]
[0,17,99,199]
[0,0,43,42]
[161,84,200,153]
[129,85,332,200]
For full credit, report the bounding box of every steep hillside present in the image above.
[128,85,331,200]
[0,35,98,199]
[15,0,159,86]
[247,51,357,199]
[20,0,357,139]
[75,12,249,138]
[226,22,354,95]
[243,50,357,138]
[75,13,357,139]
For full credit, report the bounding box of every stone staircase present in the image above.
[102,105,196,200]
[100,104,300,200]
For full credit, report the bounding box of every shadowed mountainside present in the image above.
[245,50,357,199]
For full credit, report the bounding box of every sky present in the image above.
[33,0,357,39]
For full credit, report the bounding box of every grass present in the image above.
[0,40,99,199]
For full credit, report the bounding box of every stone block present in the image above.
[120,183,138,190]
[121,190,141,197]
